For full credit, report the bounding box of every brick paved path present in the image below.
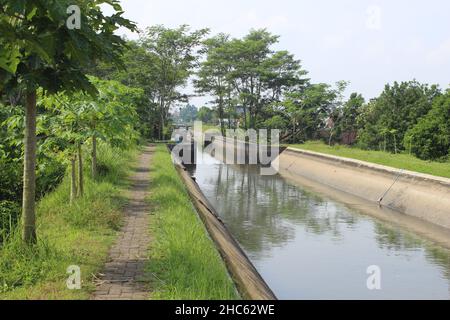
[92,145,154,300]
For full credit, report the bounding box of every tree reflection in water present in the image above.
[188,154,450,297]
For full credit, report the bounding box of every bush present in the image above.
[404,92,450,160]
[357,81,440,152]
[36,158,66,199]
[0,158,22,202]
[0,201,20,243]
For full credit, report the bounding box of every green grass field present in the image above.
[290,141,450,179]
[146,144,239,299]
[0,144,138,299]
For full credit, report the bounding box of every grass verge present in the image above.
[290,141,450,179]
[147,144,239,299]
[0,143,138,299]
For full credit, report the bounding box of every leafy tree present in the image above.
[178,104,198,124]
[139,25,209,139]
[41,78,140,201]
[223,30,308,129]
[262,115,288,130]
[197,106,214,123]
[195,34,232,134]
[86,77,141,178]
[357,80,441,152]
[277,82,345,142]
[0,0,136,243]
[334,92,364,144]
[404,90,450,160]
[42,92,88,201]
[93,40,160,139]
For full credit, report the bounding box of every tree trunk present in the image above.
[22,90,37,244]
[219,96,225,136]
[91,135,97,179]
[243,105,248,130]
[70,156,77,204]
[159,97,165,140]
[160,112,164,140]
[292,118,296,143]
[394,135,397,154]
[77,144,84,197]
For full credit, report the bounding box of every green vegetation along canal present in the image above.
[187,152,450,299]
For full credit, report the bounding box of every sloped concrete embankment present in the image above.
[279,148,450,230]
[169,145,277,300]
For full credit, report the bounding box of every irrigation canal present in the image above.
[186,151,450,299]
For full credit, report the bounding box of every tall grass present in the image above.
[147,144,239,300]
[290,141,450,179]
[0,143,138,299]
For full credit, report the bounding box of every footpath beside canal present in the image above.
[92,145,154,300]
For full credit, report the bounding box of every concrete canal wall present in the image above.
[278,147,450,230]
[169,145,277,300]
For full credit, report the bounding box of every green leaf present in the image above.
[0,45,21,74]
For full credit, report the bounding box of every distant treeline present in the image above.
[95,26,449,161]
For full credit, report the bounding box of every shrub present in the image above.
[404,92,450,160]
[0,201,20,243]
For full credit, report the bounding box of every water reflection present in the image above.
[188,152,450,299]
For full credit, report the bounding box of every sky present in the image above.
[106,0,450,108]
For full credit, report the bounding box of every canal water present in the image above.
[187,152,450,299]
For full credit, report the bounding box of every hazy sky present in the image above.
[108,0,450,107]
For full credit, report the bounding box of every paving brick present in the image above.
[91,146,154,301]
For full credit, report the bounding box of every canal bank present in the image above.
[169,144,276,300]
[278,147,450,230]
[208,136,450,232]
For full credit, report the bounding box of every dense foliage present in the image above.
[95,25,208,139]
[404,90,450,160]
[0,77,141,242]
[357,81,441,153]
[0,0,136,243]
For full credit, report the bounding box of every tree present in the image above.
[41,77,140,199]
[178,104,198,124]
[197,106,214,123]
[277,82,344,143]
[195,34,232,134]
[404,90,450,160]
[196,30,308,133]
[139,25,209,139]
[92,40,160,139]
[0,0,136,243]
[334,92,364,144]
[357,80,441,152]
[85,77,141,178]
[224,30,308,129]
